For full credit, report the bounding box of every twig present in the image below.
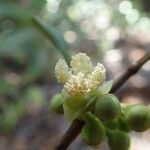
[110,53,150,93]
[55,53,150,150]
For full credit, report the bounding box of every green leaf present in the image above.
[98,80,113,95]
[32,17,71,64]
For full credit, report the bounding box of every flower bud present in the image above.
[107,130,130,150]
[94,94,121,122]
[81,113,105,145]
[104,119,118,130]
[126,104,150,132]
[117,115,130,132]
[50,94,64,114]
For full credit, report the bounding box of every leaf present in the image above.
[98,80,113,95]
[63,96,88,121]
[32,17,71,64]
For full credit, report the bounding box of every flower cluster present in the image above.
[52,52,150,149]
[55,53,106,96]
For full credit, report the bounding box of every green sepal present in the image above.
[98,80,113,95]
[63,95,98,121]
[63,96,88,121]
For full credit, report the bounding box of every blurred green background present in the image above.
[0,0,150,149]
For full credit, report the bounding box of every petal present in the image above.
[88,63,106,90]
[70,53,93,75]
[55,59,71,84]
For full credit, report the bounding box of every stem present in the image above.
[110,53,150,93]
[55,119,85,150]
[55,52,150,150]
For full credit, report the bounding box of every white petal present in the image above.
[55,59,71,84]
[70,53,93,75]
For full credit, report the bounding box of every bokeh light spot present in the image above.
[119,0,132,15]
[64,31,77,43]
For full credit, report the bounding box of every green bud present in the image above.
[104,119,118,130]
[107,130,130,150]
[50,94,64,114]
[117,115,130,132]
[81,113,106,145]
[94,94,121,122]
[126,104,150,132]
[117,108,131,132]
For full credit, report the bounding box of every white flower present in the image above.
[88,63,106,90]
[70,53,93,75]
[55,53,106,96]
[64,73,90,96]
[55,59,71,84]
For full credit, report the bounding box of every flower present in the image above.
[55,59,71,84]
[64,73,90,96]
[55,53,106,96]
[88,63,106,90]
[70,53,93,75]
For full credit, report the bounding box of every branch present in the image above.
[55,52,150,150]
[55,119,85,150]
[110,53,150,93]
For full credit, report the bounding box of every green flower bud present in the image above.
[126,104,150,132]
[104,119,118,130]
[50,94,64,114]
[107,130,130,150]
[81,113,106,145]
[117,108,131,132]
[117,115,130,132]
[94,94,121,122]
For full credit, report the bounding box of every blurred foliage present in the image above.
[0,0,149,134]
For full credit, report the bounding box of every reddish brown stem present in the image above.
[55,119,85,150]
[110,52,150,93]
[55,53,150,150]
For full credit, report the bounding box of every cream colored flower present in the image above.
[88,63,106,90]
[70,53,93,75]
[64,73,90,96]
[55,53,106,96]
[55,59,71,84]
